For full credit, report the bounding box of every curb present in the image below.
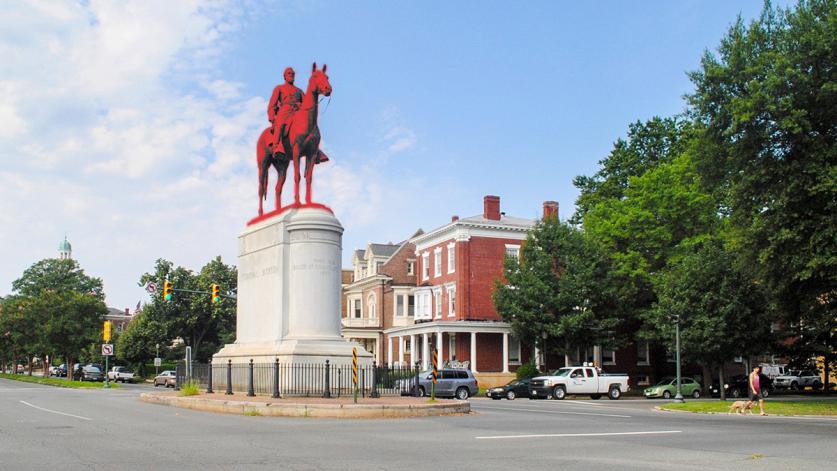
[139,393,470,418]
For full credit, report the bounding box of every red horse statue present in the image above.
[256,63,331,217]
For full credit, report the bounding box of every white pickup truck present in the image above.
[107,366,135,383]
[529,366,630,400]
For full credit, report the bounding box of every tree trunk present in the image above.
[701,364,713,394]
[824,350,831,396]
[718,365,726,401]
[66,355,73,380]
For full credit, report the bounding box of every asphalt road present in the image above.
[1,378,835,470]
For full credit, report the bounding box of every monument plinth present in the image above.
[214,207,372,365]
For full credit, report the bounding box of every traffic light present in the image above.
[163,280,172,301]
[103,320,112,342]
[211,284,220,303]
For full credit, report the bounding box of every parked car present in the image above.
[711,374,772,398]
[486,378,532,400]
[773,370,821,391]
[154,370,177,388]
[74,365,104,382]
[400,369,478,399]
[530,366,630,400]
[107,366,135,383]
[15,364,25,374]
[52,364,68,377]
[644,377,702,399]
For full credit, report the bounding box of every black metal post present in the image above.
[207,359,214,394]
[247,359,255,397]
[225,359,233,395]
[414,361,420,397]
[272,358,280,398]
[323,360,332,398]
[370,360,380,398]
[175,363,180,391]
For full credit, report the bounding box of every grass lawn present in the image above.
[661,400,837,416]
[0,372,119,389]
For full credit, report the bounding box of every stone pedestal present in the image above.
[214,207,372,367]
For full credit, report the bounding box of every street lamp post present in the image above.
[674,315,684,403]
[541,331,548,371]
[155,343,160,376]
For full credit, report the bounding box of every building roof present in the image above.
[353,249,366,261]
[367,243,399,258]
[58,236,72,251]
[456,213,535,229]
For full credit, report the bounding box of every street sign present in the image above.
[146,282,157,294]
[154,357,161,367]
[101,344,114,356]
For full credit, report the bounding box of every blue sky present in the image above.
[0,1,788,310]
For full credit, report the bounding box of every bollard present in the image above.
[247,359,255,397]
[323,360,331,398]
[207,359,214,394]
[272,358,280,398]
[370,360,380,398]
[225,359,233,395]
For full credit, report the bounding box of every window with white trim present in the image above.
[509,336,521,363]
[449,335,456,361]
[433,288,442,318]
[602,349,616,365]
[407,295,415,316]
[434,248,442,277]
[505,244,520,260]
[422,253,429,280]
[352,299,361,319]
[447,244,455,273]
[407,261,415,275]
[367,293,376,318]
[637,342,650,365]
[447,285,456,317]
[396,295,404,317]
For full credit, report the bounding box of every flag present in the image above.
[134,300,141,314]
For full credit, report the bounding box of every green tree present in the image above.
[12,259,104,300]
[648,241,773,398]
[493,217,623,362]
[688,0,837,384]
[135,257,236,362]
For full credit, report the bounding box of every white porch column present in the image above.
[422,333,429,370]
[470,331,478,373]
[502,332,509,373]
[410,334,417,366]
[398,336,404,365]
[387,336,393,366]
[436,331,444,366]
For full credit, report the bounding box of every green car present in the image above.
[644,377,702,399]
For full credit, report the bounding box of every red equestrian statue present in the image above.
[255,63,331,221]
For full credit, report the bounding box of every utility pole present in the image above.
[674,314,685,403]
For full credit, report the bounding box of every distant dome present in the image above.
[58,237,72,251]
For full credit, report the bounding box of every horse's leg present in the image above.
[292,143,302,205]
[274,157,288,210]
[257,151,271,216]
[304,152,315,204]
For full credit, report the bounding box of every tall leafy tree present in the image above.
[648,240,773,397]
[12,259,104,299]
[688,0,837,383]
[494,217,623,362]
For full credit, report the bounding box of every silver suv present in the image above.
[413,369,478,399]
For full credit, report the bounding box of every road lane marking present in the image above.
[476,405,631,418]
[476,430,682,440]
[20,401,92,421]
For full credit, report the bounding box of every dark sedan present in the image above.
[486,378,531,400]
[711,374,772,398]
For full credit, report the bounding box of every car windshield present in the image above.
[654,378,674,386]
[550,368,573,377]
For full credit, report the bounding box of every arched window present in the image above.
[367,293,376,318]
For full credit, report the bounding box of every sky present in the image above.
[0,0,789,310]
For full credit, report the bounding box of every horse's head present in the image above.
[309,62,332,97]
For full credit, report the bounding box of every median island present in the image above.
[660,400,837,416]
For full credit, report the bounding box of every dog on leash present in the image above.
[728,400,754,415]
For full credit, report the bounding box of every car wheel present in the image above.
[692,390,701,399]
[731,388,741,398]
[552,386,566,400]
[154,382,159,387]
[455,387,470,400]
[417,386,426,397]
[608,386,621,400]
[790,381,799,391]
[762,388,770,398]
[663,390,672,399]
[507,391,516,400]
[812,381,822,391]
[590,394,602,400]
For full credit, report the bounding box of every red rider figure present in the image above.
[268,67,304,155]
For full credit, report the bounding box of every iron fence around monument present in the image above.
[175,360,423,398]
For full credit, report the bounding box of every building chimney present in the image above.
[124,308,130,316]
[484,195,501,221]
[543,201,559,219]
[451,215,459,222]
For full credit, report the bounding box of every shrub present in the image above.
[178,380,200,396]
[516,362,540,379]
